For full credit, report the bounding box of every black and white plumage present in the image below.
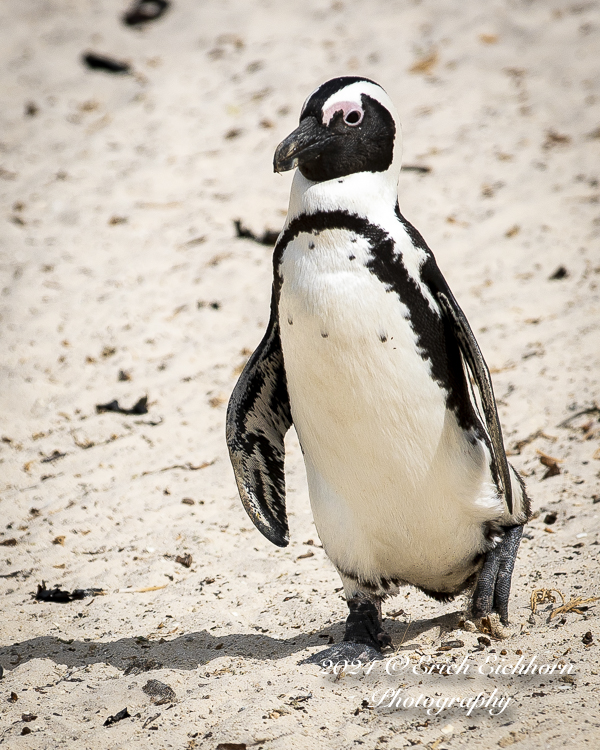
[227,76,530,662]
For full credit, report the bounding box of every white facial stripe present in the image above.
[321,81,398,124]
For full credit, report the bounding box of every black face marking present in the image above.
[379,333,387,343]
[287,316,293,325]
[321,331,329,338]
[348,254,355,261]
[273,209,482,434]
[308,241,315,249]
[298,94,395,182]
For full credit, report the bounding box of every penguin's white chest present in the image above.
[279,229,447,472]
[278,228,503,592]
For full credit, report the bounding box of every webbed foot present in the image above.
[300,592,391,666]
[471,524,523,634]
[344,594,391,649]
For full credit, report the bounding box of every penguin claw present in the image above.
[463,613,514,639]
[299,641,384,667]
[479,613,515,639]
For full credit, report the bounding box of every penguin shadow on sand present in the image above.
[0,609,464,676]
[385,609,464,650]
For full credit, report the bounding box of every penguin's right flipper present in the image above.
[226,296,292,547]
[424,263,513,516]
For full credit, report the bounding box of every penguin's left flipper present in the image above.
[471,524,523,633]
[424,265,514,516]
[226,297,292,547]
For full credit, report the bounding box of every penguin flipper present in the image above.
[226,299,292,547]
[426,270,513,516]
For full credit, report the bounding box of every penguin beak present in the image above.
[273,116,335,173]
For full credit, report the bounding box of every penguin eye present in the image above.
[343,108,363,127]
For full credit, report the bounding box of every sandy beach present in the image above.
[1,1,599,747]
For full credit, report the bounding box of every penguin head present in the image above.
[274,77,402,184]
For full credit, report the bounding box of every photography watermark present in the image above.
[320,652,576,678]
[370,687,511,716]
[383,652,576,677]
[319,652,576,717]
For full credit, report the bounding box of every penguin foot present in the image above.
[344,594,392,649]
[471,524,523,631]
[299,641,383,667]
[301,592,392,666]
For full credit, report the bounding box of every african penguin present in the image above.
[227,76,530,664]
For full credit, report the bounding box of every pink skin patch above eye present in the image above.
[322,100,364,127]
